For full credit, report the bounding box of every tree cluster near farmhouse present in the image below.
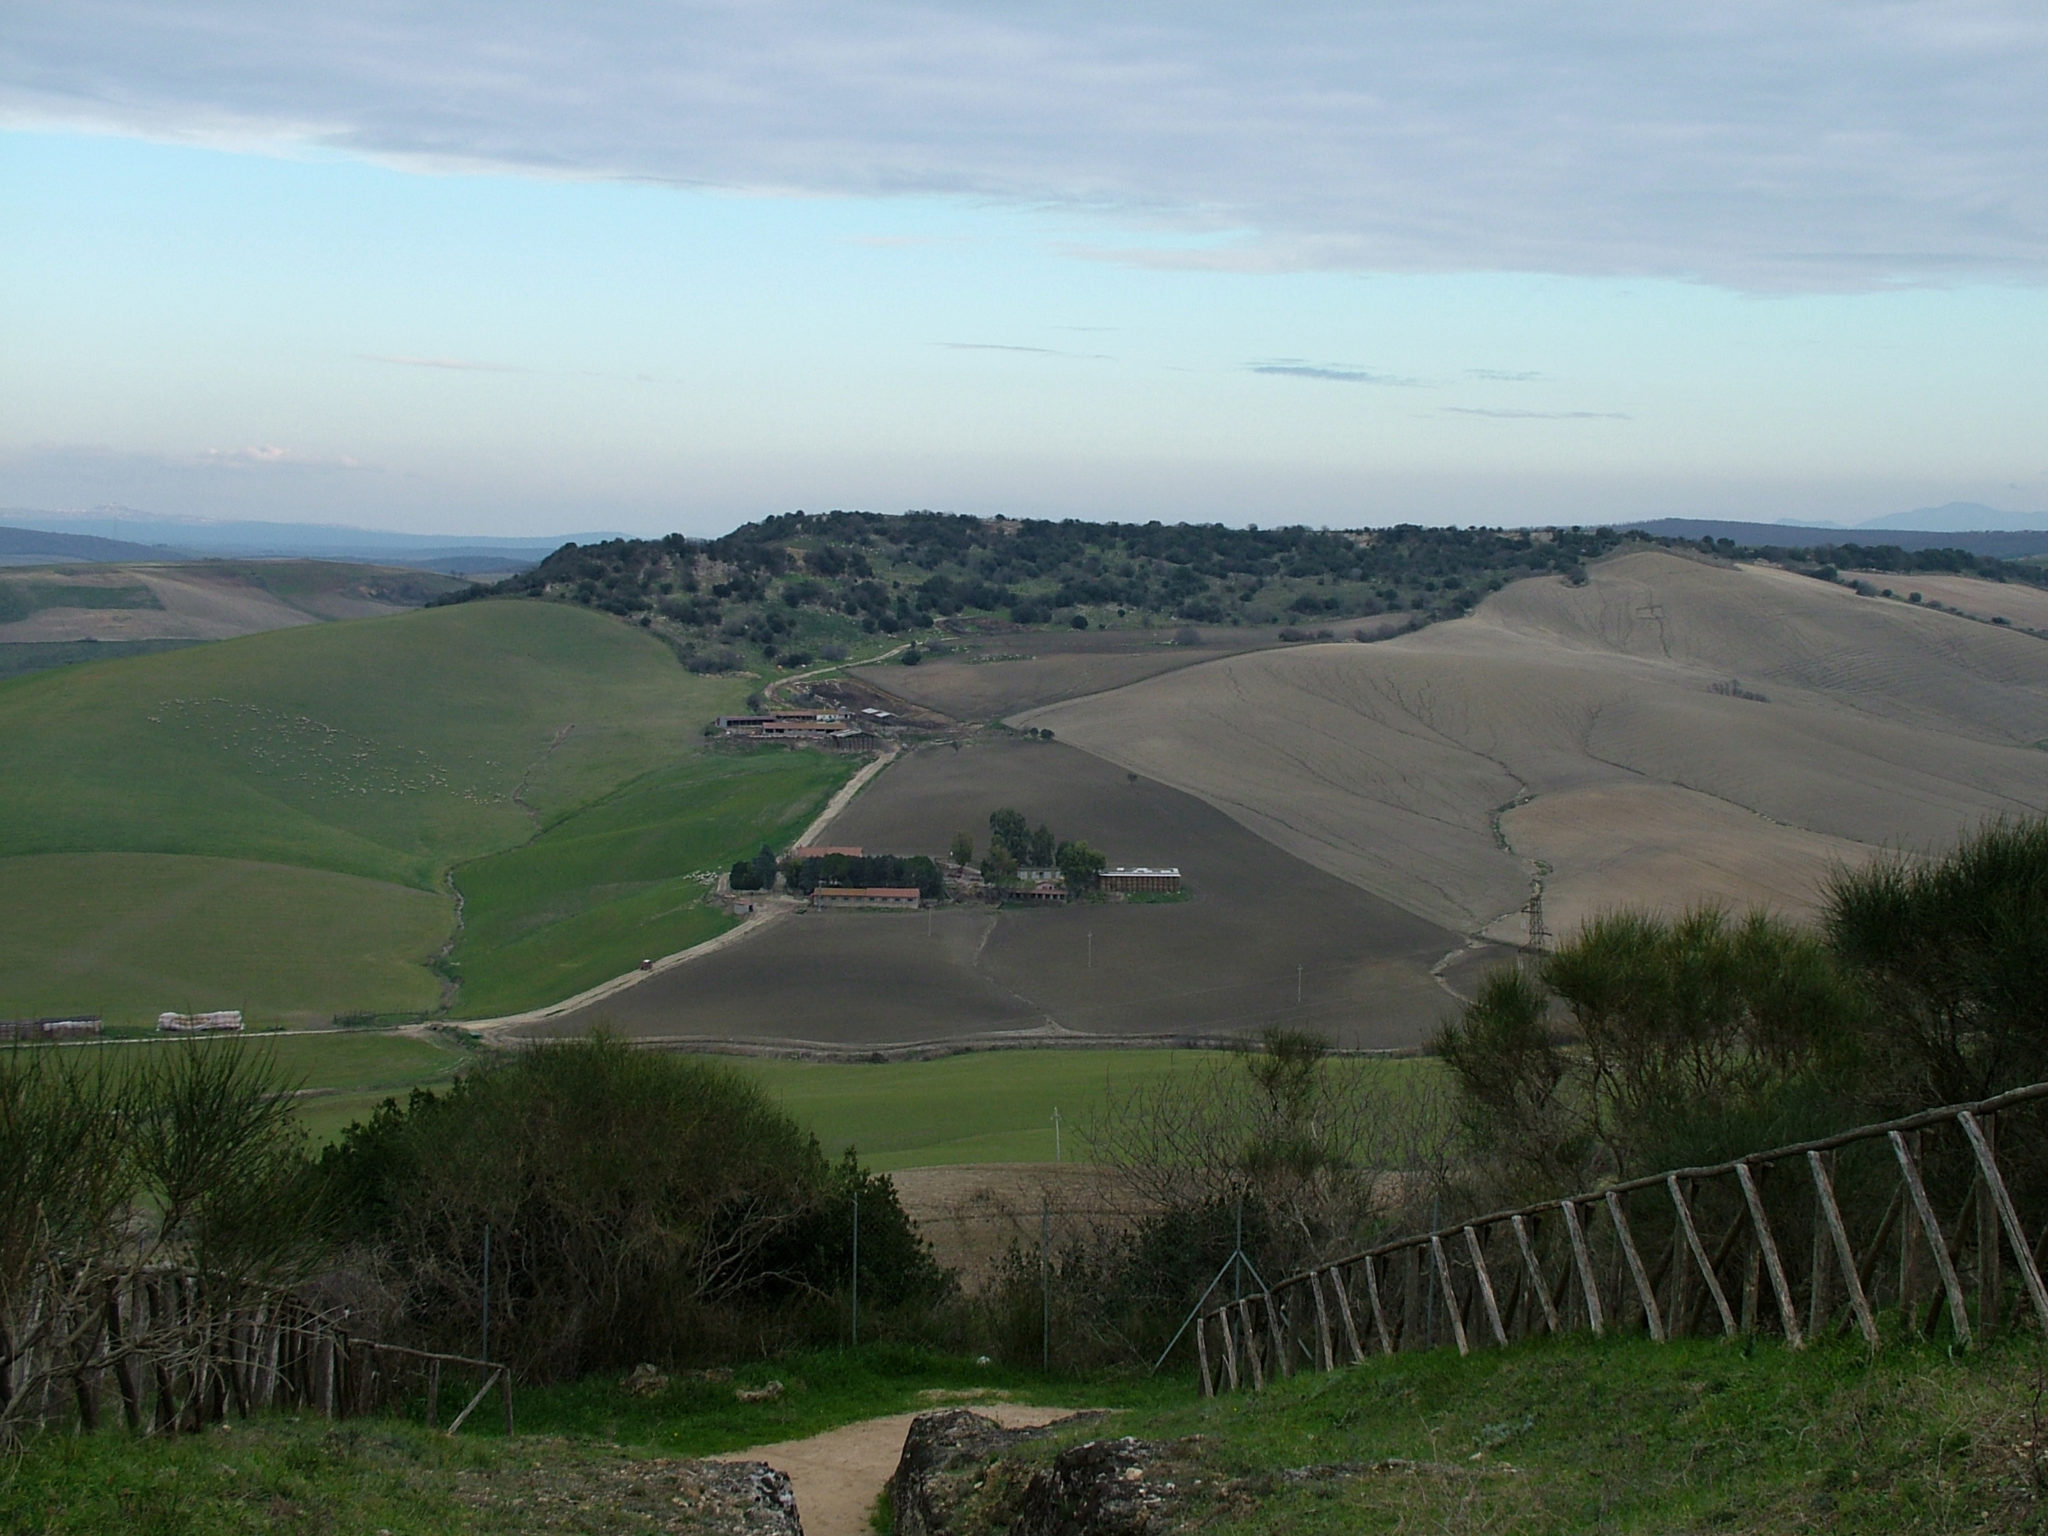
[980,805,1104,892]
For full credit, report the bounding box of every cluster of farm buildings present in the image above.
[788,844,1180,910]
[716,709,890,752]
[0,1010,243,1040]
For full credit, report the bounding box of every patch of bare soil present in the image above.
[717,1404,1087,1536]
[891,1163,1148,1285]
[855,624,1311,721]
[1845,570,2048,632]
[1026,551,2048,939]
[454,1444,802,1533]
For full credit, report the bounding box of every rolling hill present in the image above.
[0,600,850,1026]
[1022,549,2048,944]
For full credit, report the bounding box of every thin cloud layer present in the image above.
[1250,362,1421,386]
[5,2,2044,291]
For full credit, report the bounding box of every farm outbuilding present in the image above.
[1100,867,1182,894]
[0,1016,102,1040]
[157,1010,244,1033]
[810,886,922,910]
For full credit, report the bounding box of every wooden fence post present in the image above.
[1807,1150,1879,1348]
[1958,1111,2048,1336]
[1735,1162,1803,1346]
[1606,1192,1664,1342]
[1891,1130,1972,1347]
[1464,1227,1509,1347]
[1325,1266,1365,1364]
[1509,1214,1560,1336]
[1428,1236,1471,1356]
[1667,1176,1737,1338]
[1560,1200,1605,1338]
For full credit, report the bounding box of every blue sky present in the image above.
[4,3,2046,536]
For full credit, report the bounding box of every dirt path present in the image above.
[790,745,897,849]
[451,747,900,1035]
[716,1401,1086,1536]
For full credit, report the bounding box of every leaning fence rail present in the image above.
[0,1269,509,1440]
[1194,1081,2048,1395]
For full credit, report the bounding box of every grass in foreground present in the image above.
[1020,1329,2048,1534]
[0,1346,1158,1536]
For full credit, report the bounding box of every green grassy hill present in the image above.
[0,600,852,1025]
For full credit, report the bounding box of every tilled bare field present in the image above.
[854,623,1363,721]
[1023,551,2048,937]
[519,736,1478,1052]
[1844,570,2048,633]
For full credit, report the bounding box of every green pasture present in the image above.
[0,598,749,890]
[0,599,876,1022]
[0,637,198,680]
[449,751,855,1017]
[723,1049,1437,1171]
[0,852,450,1028]
[0,575,162,623]
[31,1029,472,1146]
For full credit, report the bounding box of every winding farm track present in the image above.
[452,746,899,1035]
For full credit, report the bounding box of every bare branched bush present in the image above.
[974,1031,1457,1370]
[0,1040,322,1443]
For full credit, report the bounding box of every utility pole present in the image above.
[1052,1107,1062,1163]
[850,1186,860,1348]
[1087,931,1093,970]
[1296,963,1303,1005]
[1041,1196,1053,1372]
[480,1223,492,1364]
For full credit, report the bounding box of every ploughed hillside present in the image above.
[1023,550,2048,942]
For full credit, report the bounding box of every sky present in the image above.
[4,2,2047,537]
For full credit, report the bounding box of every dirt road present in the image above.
[716,1400,1087,1536]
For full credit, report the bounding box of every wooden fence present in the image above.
[1194,1081,2048,1395]
[1,1269,508,1440]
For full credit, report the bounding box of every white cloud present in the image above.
[4,2,2045,290]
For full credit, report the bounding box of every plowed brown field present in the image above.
[1022,551,2048,939]
[517,734,1478,1052]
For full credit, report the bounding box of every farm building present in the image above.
[1008,880,1070,905]
[716,710,849,730]
[1100,867,1182,894]
[810,886,922,910]
[157,1010,244,1033]
[826,727,881,751]
[792,844,864,860]
[0,1016,103,1040]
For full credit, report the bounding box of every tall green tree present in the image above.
[1826,815,2048,1109]
[1055,839,1106,894]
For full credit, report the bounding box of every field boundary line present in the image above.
[452,747,899,1036]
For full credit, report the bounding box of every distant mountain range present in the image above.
[0,508,612,571]
[1860,502,2048,533]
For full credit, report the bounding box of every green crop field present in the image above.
[0,852,451,1024]
[0,600,853,1025]
[448,751,855,1017]
[723,1049,1436,1170]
